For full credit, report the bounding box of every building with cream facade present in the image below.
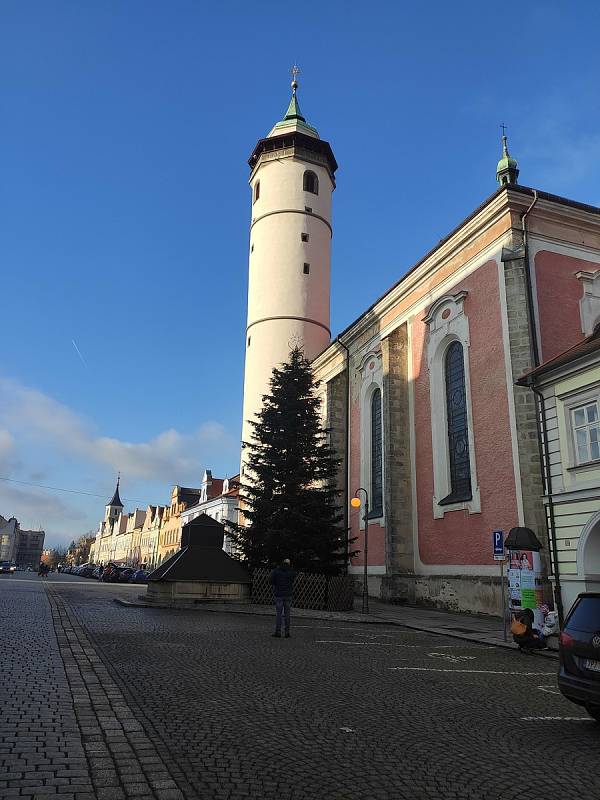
[180,472,240,555]
[90,473,239,569]
[519,327,600,615]
[240,70,337,467]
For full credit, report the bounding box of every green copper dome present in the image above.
[496,134,519,185]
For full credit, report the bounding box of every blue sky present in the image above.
[2,1,600,547]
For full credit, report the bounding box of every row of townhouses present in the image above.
[89,471,239,570]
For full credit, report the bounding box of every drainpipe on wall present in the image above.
[520,190,563,624]
[530,383,565,627]
[521,190,540,367]
[336,337,351,574]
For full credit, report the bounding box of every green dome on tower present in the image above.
[496,134,519,186]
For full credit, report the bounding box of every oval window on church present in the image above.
[303,170,318,195]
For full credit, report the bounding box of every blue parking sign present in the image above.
[493,530,504,559]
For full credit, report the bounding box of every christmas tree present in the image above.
[231,347,348,575]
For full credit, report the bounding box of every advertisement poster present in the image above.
[507,550,544,628]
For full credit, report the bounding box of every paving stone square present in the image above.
[1,573,599,799]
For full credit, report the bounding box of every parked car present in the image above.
[130,569,149,584]
[79,565,96,578]
[100,564,120,582]
[117,568,135,583]
[92,566,103,579]
[0,561,16,575]
[558,592,600,722]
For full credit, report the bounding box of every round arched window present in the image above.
[303,170,318,195]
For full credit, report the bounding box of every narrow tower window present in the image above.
[253,181,260,203]
[370,389,383,517]
[303,170,319,195]
[301,233,309,242]
[303,263,310,274]
[247,336,251,347]
[440,341,472,504]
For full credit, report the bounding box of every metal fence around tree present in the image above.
[251,568,355,611]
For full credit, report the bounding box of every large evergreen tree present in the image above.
[230,347,348,575]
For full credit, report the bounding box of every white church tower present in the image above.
[241,68,338,459]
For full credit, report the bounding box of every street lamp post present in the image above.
[351,488,369,614]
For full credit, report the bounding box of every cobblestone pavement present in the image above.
[2,573,599,800]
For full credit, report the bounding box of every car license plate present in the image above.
[584,659,600,672]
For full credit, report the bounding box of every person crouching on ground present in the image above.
[511,608,547,650]
[271,558,297,638]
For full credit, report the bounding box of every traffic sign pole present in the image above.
[501,556,507,641]
[492,530,507,641]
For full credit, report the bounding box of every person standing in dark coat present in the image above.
[271,559,297,638]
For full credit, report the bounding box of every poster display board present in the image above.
[507,549,545,629]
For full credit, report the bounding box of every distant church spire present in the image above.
[496,125,519,186]
[107,474,123,508]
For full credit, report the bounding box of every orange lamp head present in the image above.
[350,497,361,508]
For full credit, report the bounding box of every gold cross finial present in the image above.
[291,64,300,92]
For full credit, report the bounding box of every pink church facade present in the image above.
[314,185,600,614]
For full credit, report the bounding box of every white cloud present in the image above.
[0,429,19,473]
[0,376,238,484]
[0,376,240,548]
[0,482,86,528]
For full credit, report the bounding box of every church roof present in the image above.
[107,479,123,508]
[330,184,600,347]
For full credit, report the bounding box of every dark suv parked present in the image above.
[558,592,600,721]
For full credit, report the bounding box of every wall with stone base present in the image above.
[355,574,504,616]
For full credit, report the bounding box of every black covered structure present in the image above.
[145,514,250,606]
[504,526,543,552]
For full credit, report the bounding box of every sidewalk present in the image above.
[117,594,558,658]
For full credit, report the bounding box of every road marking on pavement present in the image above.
[432,645,494,649]
[536,685,561,696]
[520,716,593,721]
[389,667,556,675]
[428,652,477,663]
[295,625,431,634]
[317,640,419,647]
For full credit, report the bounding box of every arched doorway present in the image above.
[578,514,600,595]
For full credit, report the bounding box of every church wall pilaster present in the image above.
[502,250,548,551]
[380,323,415,601]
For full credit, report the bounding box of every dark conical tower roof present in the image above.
[107,476,123,508]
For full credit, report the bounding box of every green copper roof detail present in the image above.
[267,68,320,139]
[496,134,519,185]
[284,90,306,122]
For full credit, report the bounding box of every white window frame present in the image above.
[572,402,600,464]
[358,350,384,527]
[423,292,481,519]
[561,384,600,469]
